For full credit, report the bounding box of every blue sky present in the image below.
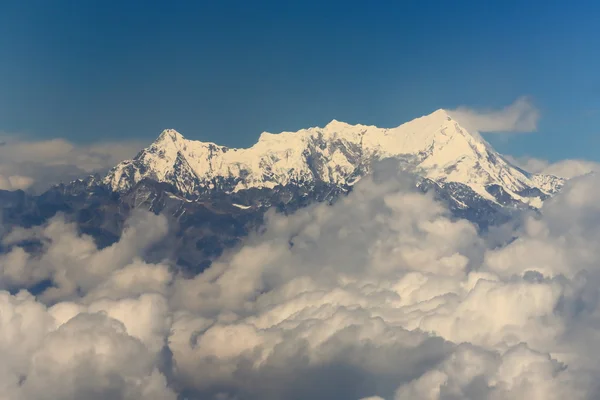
[0,0,598,161]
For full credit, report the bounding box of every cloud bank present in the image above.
[507,155,600,179]
[0,135,143,192]
[1,163,600,398]
[448,97,540,134]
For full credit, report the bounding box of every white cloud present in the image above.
[22,312,176,400]
[506,155,600,179]
[393,344,582,400]
[3,162,600,398]
[0,291,176,400]
[0,135,143,192]
[0,210,169,302]
[447,96,540,133]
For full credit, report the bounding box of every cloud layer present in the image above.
[507,155,600,179]
[0,135,143,192]
[448,97,540,134]
[1,163,600,398]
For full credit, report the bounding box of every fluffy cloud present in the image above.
[0,291,176,400]
[393,344,583,400]
[20,313,175,400]
[0,135,143,192]
[3,163,600,398]
[448,97,539,134]
[506,155,600,179]
[0,210,169,302]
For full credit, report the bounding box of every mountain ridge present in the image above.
[103,109,564,208]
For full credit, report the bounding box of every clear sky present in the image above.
[0,0,599,161]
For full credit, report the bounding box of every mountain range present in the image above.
[0,110,564,273]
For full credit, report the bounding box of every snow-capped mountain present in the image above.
[0,110,567,273]
[104,109,563,208]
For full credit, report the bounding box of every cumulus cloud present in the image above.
[448,96,540,134]
[3,162,600,398]
[0,135,143,192]
[0,210,169,302]
[0,291,176,400]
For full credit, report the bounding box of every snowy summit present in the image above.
[103,109,564,208]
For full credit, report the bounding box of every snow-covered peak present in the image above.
[154,128,223,150]
[103,111,564,207]
[419,108,453,123]
[325,119,355,130]
[156,129,185,143]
